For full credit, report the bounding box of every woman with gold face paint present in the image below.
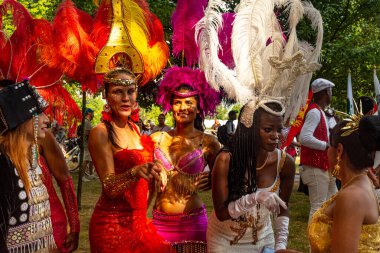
[151,66,221,253]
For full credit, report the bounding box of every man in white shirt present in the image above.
[151,114,171,133]
[299,78,337,220]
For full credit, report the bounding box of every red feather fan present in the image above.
[43,0,99,92]
[0,0,82,128]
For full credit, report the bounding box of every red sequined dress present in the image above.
[89,133,171,253]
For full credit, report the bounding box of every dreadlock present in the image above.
[227,102,283,202]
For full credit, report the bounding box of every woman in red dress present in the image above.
[88,68,171,253]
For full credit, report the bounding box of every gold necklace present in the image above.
[256,152,269,170]
[342,171,368,189]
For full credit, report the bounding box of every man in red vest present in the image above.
[300,78,336,221]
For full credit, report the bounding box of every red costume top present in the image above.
[300,103,329,171]
[89,132,171,253]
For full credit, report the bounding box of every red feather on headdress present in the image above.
[42,0,99,92]
[91,0,168,86]
[0,1,82,128]
[171,0,207,67]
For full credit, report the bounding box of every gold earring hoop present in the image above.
[332,156,341,177]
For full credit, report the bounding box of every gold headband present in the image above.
[103,76,137,86]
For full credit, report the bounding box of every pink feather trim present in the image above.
[171,0,207,67]
[218,13,235,69]
[156,66,221,117]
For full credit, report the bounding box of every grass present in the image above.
[69,174,310,252]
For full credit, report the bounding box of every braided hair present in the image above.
[227,102,283,202]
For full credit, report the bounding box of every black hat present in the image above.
[0,79,48,134]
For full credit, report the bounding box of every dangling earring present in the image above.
[104,103,111,113]
[101,103,113,122]
[332,156,341,177]
[31,114,39,169]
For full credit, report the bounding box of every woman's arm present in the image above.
[89,124,162,199]
[40,131,80,252]
[212,152,232,221]
[198,135,221,191]
[330,190,365,252]
[279,154,296,217]
[275,154,295,250]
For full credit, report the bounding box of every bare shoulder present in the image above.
[203,133,221,148]
[89,123,109,142]
[215,151,231,166]
[335,186,368,212]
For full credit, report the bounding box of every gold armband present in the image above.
[102,169,138,198]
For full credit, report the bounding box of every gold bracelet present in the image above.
[102,169,138,198]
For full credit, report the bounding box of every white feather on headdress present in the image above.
[197,0,323,127]
[195,0,252,103]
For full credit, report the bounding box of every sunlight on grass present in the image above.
[70,174,310,252]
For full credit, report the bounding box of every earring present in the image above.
[104,103,111,113]
[332,156,341,177]
[31,114,39,169]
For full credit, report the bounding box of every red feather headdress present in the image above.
[0,0,82,128]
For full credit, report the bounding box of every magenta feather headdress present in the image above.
[156,66,221,117]
[218,13,235,69]
[171,0,207,67]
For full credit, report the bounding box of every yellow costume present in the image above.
[308,194,380,252]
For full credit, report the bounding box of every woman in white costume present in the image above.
[195,0,324,251]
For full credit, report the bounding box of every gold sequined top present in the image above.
[308,194,380,252]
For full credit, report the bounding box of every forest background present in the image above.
[9,0,380,125]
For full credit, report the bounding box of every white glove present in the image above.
[228,191,287,219]
[275,216,289,250]
[256,191,287,214]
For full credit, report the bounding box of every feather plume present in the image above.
[39,84,82,127]
[196,0,252,103]
[1,0,35,80]
[92,0,168,86]
[171,0,207,67]
[232,0,275,90]
[41,0,98,92]
[90,0,111,50]
[156,66,221,117]
[218,13,235,69]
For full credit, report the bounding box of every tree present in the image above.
[309,0,380,111]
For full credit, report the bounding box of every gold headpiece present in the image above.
[337,99,363,137]
[95,0,144,75]
[341,113,363,136]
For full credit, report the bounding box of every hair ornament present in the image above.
[240,98,285,128]
[196,0,323,124]
[341,113,363,137]
[103,77,137,86]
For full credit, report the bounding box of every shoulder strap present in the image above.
[199,133,205,147]
[157,132,165,146]
[278,150,287,174]
[129,121,141,136]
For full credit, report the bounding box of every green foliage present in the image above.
[63,82,105,125]
[140,104,174,127]
[72,0,97,15]
[215,102,242,120]
[17,0,60,20]
[308,0,380,111]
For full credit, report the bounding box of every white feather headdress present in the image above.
[196,0,323,127]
